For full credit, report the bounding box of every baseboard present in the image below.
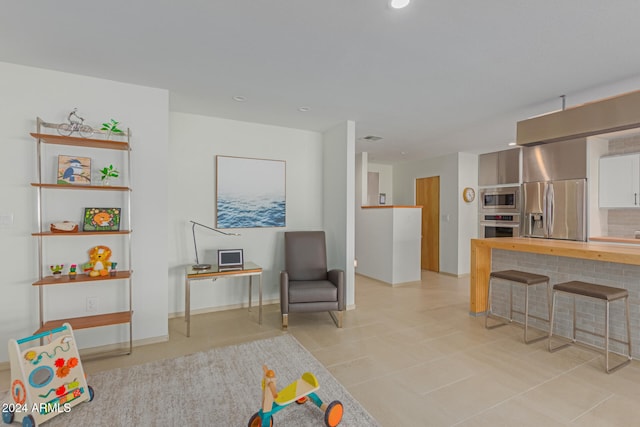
[169,298,280,319]
[355,273,420,287]
[439,271,470,278]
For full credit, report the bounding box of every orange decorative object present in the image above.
[87,245,112,277]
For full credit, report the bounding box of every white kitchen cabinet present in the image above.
[599,153,640,208]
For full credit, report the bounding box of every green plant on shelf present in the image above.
[100,164,120,184]
[101,119,123,139]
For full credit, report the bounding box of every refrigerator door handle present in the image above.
[546,183,554,237]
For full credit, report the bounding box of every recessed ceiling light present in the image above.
[232,96,246,102]
[298,107,310,112]
[389,0,411,9]
[508,142,517,146]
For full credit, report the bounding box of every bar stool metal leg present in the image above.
[485,277,510,330]
[548,290,572,352]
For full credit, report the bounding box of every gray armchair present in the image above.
[280,231,345,329]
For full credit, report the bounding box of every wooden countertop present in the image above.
[590,236,640,245]
[472,237,640,265]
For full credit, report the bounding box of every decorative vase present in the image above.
[102,177,110,186]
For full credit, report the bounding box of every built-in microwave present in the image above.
[480,186,520,213]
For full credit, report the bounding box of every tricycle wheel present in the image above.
[324,400,343,427]
[2,407,14,424]
[88,385,95,402]
[248,412,273,427]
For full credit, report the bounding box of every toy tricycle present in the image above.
[248,365,343,427]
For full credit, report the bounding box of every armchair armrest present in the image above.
[280,270,289,314]
[328,269,345,310]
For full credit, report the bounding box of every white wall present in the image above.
[393,153,460,275]
[0,62,169,363]
[368,162,393,205]
[457,152,478,275]
[322,121,356,307]
[167,113,325,314]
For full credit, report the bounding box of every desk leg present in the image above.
[259,272,262,325]
[186,277,191,337]
[248,276,252,312]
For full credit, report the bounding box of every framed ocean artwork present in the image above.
[57,155,91,184]
[216,156,286,228]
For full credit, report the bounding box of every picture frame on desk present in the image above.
[82,207,121,232]
[218,249,243,270]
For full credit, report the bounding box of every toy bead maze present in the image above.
[2,323,93,426]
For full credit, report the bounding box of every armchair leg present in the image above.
[329,310,343,328]
[282,314,288,330]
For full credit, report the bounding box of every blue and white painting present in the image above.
[216,156,286,228]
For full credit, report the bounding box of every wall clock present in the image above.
[463,187,475,203]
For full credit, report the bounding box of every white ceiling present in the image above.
[2,1,640,164]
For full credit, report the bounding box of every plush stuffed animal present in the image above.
[87,245,112,277]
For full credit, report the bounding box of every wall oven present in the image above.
[480,186,520,214]
[480,214,521,238]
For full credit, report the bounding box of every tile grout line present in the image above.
[449,356,599,426]
[569,393,615,424]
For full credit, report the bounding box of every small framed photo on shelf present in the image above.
[58,155,91,185]
[82,207,121,232]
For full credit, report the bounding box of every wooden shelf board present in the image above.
[31,183,130,191]
[32,230,131,237]
[30,132,129,150]
[33,271,132,286]
[35,311,132,334]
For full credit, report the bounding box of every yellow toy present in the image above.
[87,245,112,277]
[2,324,93,426]
[248,365,343,427]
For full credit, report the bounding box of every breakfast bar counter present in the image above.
[470,237,640,314]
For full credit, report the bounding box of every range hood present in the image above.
[517,90,640,146]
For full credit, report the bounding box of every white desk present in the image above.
[184,262,262,337]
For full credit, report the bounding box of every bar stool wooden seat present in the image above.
[485,269,551,344]
[548,280,632,373]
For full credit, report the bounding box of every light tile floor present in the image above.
[3,271,640,425]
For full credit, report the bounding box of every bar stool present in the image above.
[485,270,551,343]
[548,281,632,373]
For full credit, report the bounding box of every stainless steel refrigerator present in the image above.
[523,179,586,241]
[522,138,588,241]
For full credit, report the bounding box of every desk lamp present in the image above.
[190,220,240,270]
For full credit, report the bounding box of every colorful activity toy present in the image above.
[2,324,93,426]
[248,365,343,427]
